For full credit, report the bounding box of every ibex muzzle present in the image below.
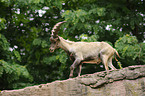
[49,21,120,78]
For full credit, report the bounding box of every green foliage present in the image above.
[0,60,33,89]
[0,0,145,90]
[0,34,32,90]
[115,34,144,66]
[13,50,21,62]
[0,18,6,30]
[33,38,42,46]
[117,61,123,69]
[0,34,10,53]
[79,34,98,42]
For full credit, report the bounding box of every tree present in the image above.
[0,0,66,89]
[0,0,144,90]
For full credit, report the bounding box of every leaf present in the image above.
[89,8,98,14]
[52,0,62,9]
[118,61,123,69]
[0,60,13,74]
[0,34,10,51]
[13,50,21,61]
[0,66,3,77]
[97,7,106,16]
[43,56,56,64]
[130,20,135,30]
[56,51,67,64]
[115,35,144,64]
[41,40,48,48]
[33,38,41,46]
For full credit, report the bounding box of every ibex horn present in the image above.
[51,21,66,37]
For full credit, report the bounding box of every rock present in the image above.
[0,65,145,96]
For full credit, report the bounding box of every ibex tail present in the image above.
[114,49,120,62]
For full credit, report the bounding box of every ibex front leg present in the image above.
[76,63,82,77]
[69,58,81,78]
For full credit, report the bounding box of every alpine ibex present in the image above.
[49,21,120,78]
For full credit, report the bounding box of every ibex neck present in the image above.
[58,36,73,52]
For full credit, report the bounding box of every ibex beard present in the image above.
[49,21,120,78]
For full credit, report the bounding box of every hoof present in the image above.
[69,74,73,78]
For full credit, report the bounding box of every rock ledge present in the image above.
[1,65,145,96]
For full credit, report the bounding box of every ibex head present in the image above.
[49,21,66,53]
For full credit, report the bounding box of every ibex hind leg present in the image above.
[76,63,82,77]
[101,54,109,73]
[108,56,117,70]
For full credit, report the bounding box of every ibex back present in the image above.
[49,21,120,78]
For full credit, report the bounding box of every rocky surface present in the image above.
[1,65,145,96]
